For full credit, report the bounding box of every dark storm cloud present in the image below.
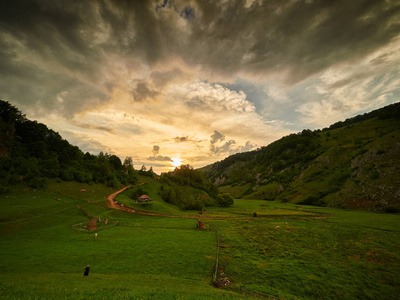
[150,68,185,88]
[130,68,186,102]
[0,44,108,118]
[1,0,399,118]
[184,0,400,83]
[0,0,99,72]
[131,80,160,102]
[156,0,170,13]
[180,6,195,20]
[0,0,109,116]
[109,0,399,83]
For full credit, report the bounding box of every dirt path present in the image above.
[106,185,226,219]
[105,185,328,221]
[106,185,136,213]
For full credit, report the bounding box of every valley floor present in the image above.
[1,181,399,299]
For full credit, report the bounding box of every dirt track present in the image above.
[106,185,224,219]
[106,185,136,213]
[105,186,328,221]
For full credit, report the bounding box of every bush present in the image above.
[384,206,400,214]
[216,193,234,207]
[29,177,47,189]
[0,184,9,193]
[60,169,74,181]
[298,195,326,207]
[371,170,380,179]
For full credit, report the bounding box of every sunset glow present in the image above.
[171,158,182,168]
[1,0,399,174]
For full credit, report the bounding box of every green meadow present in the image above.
[1,182,399,299]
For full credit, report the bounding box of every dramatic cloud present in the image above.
[210,131,225,145]
[152,145,161,155]
[210,130,256,155]
[148,145,172,162]
[174,136,204,144]
[1,0,399,172]
[175,136,188,143]
[148,156,172,162]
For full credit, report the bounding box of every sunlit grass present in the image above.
[1,181,399,299]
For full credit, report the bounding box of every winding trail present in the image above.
[105,185,327,221]
[106,185,203,219]
[106,185,135,212]
[105,185,233,219]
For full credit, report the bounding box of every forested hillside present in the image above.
[0,100,149,191]
[0,100,219,210]
[203,102,400,212]
[159,164,219,210]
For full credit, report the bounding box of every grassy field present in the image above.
[1,181,399,299]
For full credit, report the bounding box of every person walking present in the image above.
[83,264,90,276]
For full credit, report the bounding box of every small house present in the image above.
[137,194,152,203]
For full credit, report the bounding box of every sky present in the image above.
[1,0,400,173]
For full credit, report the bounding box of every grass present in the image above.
[211,208,400,299]
[1,181,399,299]
[0,274,247,299]
[117,183,317,220]
[0,182,255,299]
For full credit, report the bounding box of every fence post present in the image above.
[213,230,220,282]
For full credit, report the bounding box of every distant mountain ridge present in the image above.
[202,102,400,212]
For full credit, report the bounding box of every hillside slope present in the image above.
[203,102,400,212]
[0,100,144,190]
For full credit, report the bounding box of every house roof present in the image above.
[138,194,151,200]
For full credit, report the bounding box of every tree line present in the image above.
[0,100,139,191]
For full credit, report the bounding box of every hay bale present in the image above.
[196,219,206,230]
[87,217,97,231]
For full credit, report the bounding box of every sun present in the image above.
[171,158,182,167]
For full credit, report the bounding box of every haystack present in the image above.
[196,219,206,230]
[87,217,97,231]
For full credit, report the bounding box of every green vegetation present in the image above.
[1,97,400,299]
[159,164,219,210]
[0,182,250,299]
[216,193,234,207]
[0,100,141,190]
[1,182,399,299]
[213,206,400,299]
[203,102,400,212]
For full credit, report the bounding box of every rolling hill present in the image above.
[203,102,400,212]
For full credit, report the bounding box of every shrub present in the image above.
[377,149,386,155]
[298,195,326,207]
[0,184,9,193]
[216,193,234,207]
[384,206,400,214]
[371,170,380,179]
[29,177,47,189]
